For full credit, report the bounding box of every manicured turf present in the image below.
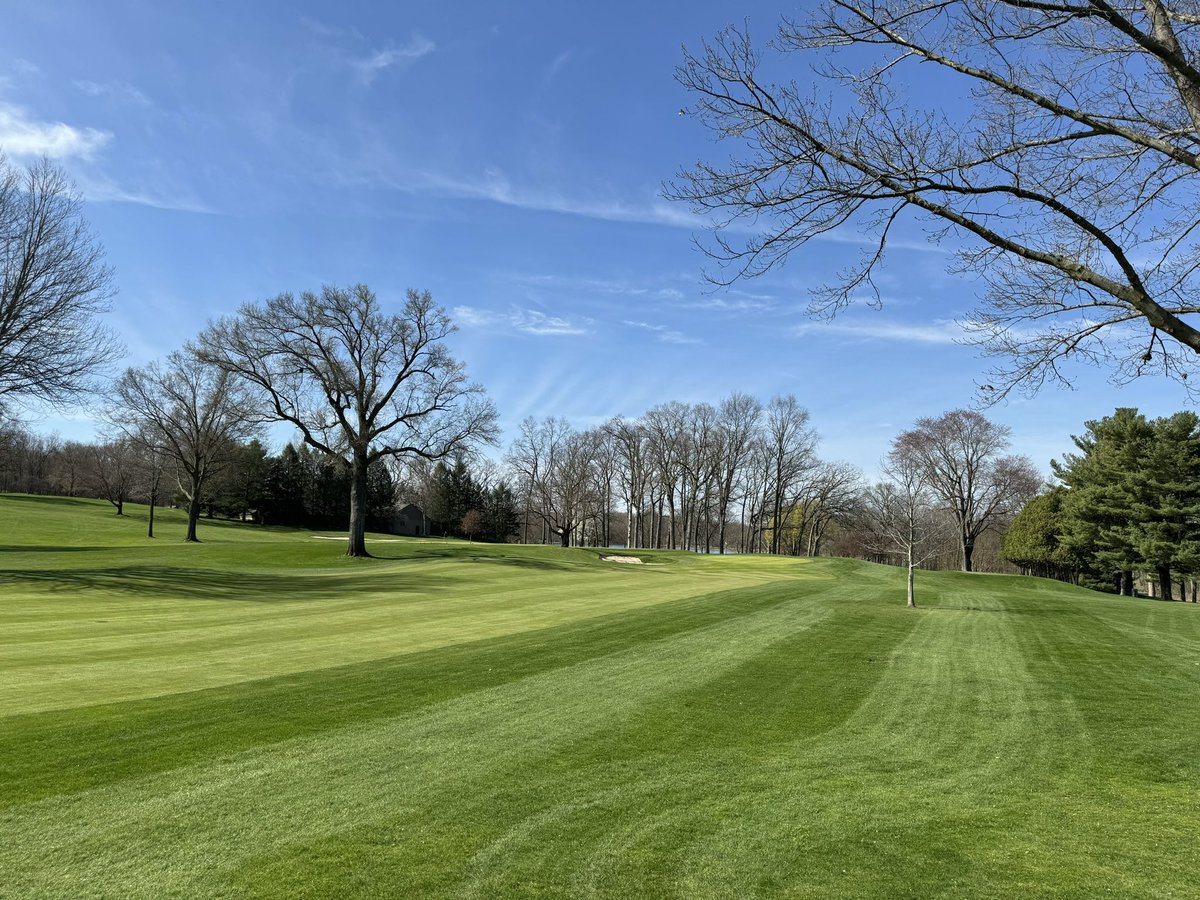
[1,494,1198,898]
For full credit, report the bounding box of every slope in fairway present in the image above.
[1,494,1198,898]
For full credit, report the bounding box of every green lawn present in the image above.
[1,494,1197,898]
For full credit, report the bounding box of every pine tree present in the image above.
[1127,412,1200,600]
[1054,408,1200,599]
[1054,409,1150,595]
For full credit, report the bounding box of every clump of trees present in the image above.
[1005,408,1200,601]
[504,393,865,553]
[407,457,519,543]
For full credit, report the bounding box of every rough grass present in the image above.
[1,494,1197,898]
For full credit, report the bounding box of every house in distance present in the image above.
[390,504,426,537]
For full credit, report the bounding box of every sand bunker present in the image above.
[601,555,644,564]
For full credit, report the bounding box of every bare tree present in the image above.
[111,350,258,542]
[800,460,865,556]
[199,285,498,556]
[644,402,689,549]
[670,4,1200,396]
[50,440,90,496]
[507,418,598,547]
[86,438,137,516]
[867,452,944,608]
[0,156,120,405]
[715,391,763,554]
[764,395,819,554]
[893,410,1041,572]
[606,416,651,549]
[133,440,167,539]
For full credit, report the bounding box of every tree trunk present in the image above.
[346,450,370,557]
[185,488,203,543]
[1121,570,1134,596]
[559,525,571,548]
[147,490,156,539]
[1157,566,1174,601]
[961,535,975,572]
[907,563,917,609]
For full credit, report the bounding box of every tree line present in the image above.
[1004,408,1200,602]
[503,394,860,554]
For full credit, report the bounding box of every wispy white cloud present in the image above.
[354,35,436,85]
[677,294,776,313]
[455,305,592,336]
[72,171,215,214]
[392,166,704,229]
[509,272,680,298]
[814,228,952,255]
[793,317,965,345]
[74,80,152,106]
[0,102,110,159]
[622,320,703,345]
[544,50,573,83]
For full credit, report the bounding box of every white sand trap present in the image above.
[601,555,644,564]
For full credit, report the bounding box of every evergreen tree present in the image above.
[260,444,307,525]
[1126,412,1200,600]
[447,457,483,535]
[1001,489,1080,583]
[366,460,396,529]
[1054,408,1200,599]
[1054,409,1150,595]
[422,462,452,535]
[482,482,520,543]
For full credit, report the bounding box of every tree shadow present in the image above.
[365,545,581,571]
[0,565,449,602]
[0,494,96,507]
[0,545,117,553]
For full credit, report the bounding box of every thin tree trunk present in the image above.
[961,533,975,572]
[147,489,156,539]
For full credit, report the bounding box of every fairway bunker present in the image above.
[601,555,643,564]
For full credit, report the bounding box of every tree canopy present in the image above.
[199,285,498,556]
[670,1,1200,396]
[0,156,120,408]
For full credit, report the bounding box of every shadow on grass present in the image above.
[0,494,97,507]
[366,545,584,571]
[0,565,449,602]
[0,545,118,553]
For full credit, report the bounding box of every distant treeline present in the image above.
[0,419,521,542]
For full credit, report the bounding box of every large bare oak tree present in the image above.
[199,285,498,557]
[669,1,1200,395]
[0,156,119,407]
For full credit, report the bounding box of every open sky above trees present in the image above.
[1,0,1196,473]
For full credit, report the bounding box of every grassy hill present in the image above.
[1,494,1197,898]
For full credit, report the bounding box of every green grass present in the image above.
[1,494,1198,898]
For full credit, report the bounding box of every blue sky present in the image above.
[1,0,1191,477]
